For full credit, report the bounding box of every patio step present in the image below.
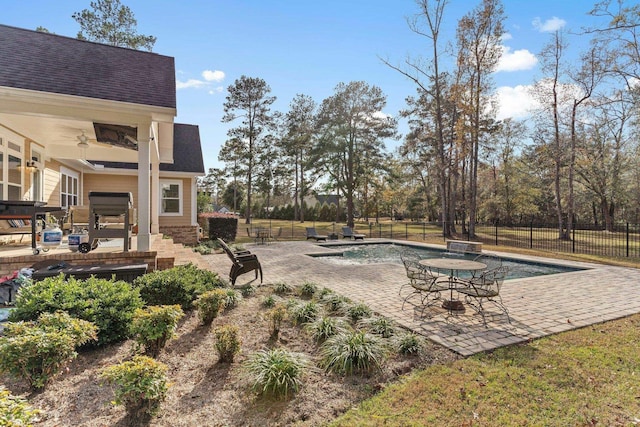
[151,235,208,270]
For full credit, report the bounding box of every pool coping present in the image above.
[205,239,640,357]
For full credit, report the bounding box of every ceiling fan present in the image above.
[76,130,113,149]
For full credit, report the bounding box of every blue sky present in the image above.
[3,0,603,172]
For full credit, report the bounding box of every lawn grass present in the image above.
[328,314,640,426]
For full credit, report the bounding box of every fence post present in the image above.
[572,225,576,253]
[627,222,630,258]
[379,223,382,238]
[369,222,373,238]
[423,222,426,240]
[495,223,498,246]
[390,223,393,239]
[405,223,408,240]
[529,221,533,249]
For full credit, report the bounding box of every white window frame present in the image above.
[60,166,80,208]
[159,179,182,216]
[0,135,24,200]
[30,147,44,202]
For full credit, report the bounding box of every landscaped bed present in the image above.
[0,267,457,426]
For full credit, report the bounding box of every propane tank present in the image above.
[68,230,89,252]
[41,223,63,249]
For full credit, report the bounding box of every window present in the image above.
[0,136,24,200]
[60,167,79,208]
[160,180,182,215]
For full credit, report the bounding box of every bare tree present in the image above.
[380,0,455,237]
[454,0,505,238]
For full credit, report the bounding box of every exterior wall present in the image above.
[42,159,74,206]
[83,173,194,231]
[82,174,139,207]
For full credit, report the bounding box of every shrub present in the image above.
[0,386,40,425]
[318,287,334,299]
[306,316,348,343]
[101,356,168,423]
[320,330,386,375]
[195,289,228,325]
[359,316,395,338]
[244,348,307,399]
[239,284,256,297]
[130,305,184,357]
[224,289,242,310]
[395,332,423,355]
[213,325,241,363]
[322,293,350,314]
[5,310,98,347]
[133,264,223,310]
[273,282,294,295]
[261,295,276,308]
[0,312,97,390]
[298,282,318,298]
[267,304,288,337]
[289,301,319,325]
[9,275,143,346]
[192,244,213,255]
[347,303,372,323]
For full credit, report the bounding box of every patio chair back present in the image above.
[458,265,510,325]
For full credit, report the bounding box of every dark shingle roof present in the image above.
[0,24,176,108]
[90,123,204,174]
[162,124,205,173]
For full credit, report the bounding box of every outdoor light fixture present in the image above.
[77,131,90,148]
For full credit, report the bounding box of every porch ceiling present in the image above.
[0,112,141,162]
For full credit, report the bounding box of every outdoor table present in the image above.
[420,258,487,312]
[254,228,270,245]
[0,200,65,255]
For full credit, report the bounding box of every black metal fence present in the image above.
[239,219,640,260]
[473,222,640,259]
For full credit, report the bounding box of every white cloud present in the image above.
[532,16,566,32]
[202,70,225,82]
[177,69,226,92]
[496,85,540,120]
[496,46,538,72]
[501,33,513,41]
[176,79,207,89]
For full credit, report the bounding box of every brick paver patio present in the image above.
[206,239,640,356]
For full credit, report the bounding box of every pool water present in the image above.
[309,243,584,279]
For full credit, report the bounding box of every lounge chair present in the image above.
[341,226,365,240]
[216,238,263,285]
[305,227,327,242]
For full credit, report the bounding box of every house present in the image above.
[0,24,204,247]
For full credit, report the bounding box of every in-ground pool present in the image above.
[308,243,585,279]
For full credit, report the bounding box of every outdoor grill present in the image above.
[84,191,134,252]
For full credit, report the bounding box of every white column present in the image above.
[137,124,151,251]
[151,147,160,234]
